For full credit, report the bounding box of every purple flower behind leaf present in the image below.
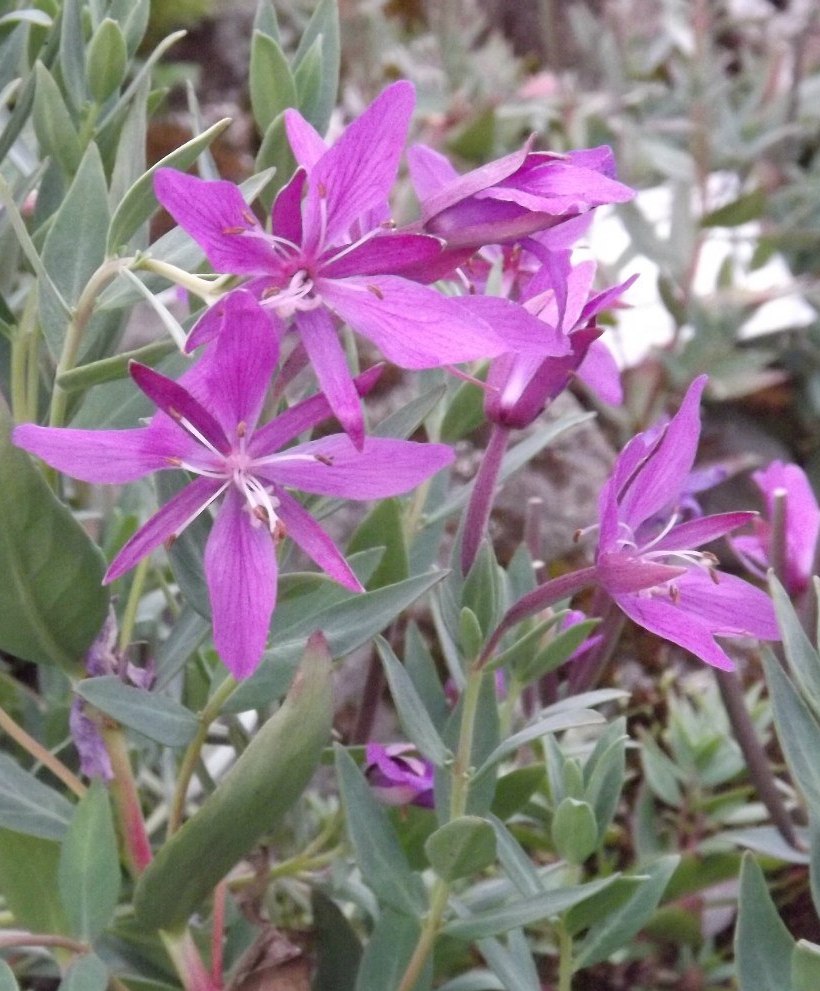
[14,293,454,679]
[733,460,820,597]
[364,743,435,809]
[153,81,519,448]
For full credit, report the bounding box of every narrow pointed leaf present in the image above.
[0,754,75,840]
[335,745,426,916]
[58,781,120,940]
[39,142,110,359]
[762,649,820,811]
[793,940,820,991]
[574,855,679,968]
[225,569,446,713]
[443,875,620,940]
[355,909,430,991]
[58,954,109,991]
[735,853,795,991]
[107,117,232,253]
[375,636,450,767]
[249,30,296,133]
[134,635,332,930]
[75,676,200,748]
[0,830,66,934]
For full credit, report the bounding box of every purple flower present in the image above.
[364,743,434,809]
[494,377,780,671]
[408,140,634,252]
[733,460,820,597]
[485,254,632,429]
[153,82,521,448]
[593,376,779,670]
[14,293,454,678]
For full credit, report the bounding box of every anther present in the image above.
[237,422,247,439]
[366,284,384,299]
[222,226,246,235]
[164,534,178,551]
[314,453,334,466]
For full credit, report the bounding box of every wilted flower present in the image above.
[364,743,434,808]
[14,294,453,678]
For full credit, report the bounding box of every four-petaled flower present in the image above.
[13,293,453,678]
[153,82,558,448]
[593,375,779,670]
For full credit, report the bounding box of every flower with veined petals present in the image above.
[592,375,779,670]
[733,460,820,597]
[153,82,563,448]
[13,293,454,678]
[493,376,780,671]
[364,743,434,809]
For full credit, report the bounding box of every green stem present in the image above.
[118,557,150,654]
[395,665,486,991]
[167,675,237,836]
[49,257,135,428]
[160,927,220,991]
[557,920,574,991]
[100,720,152,875]
[0,703,86,798]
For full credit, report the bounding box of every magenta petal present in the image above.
[283,111,327,171]
[260,435,454,498]
[105,476,223,582]
[204,487,277,679]
[595,553,687,595]
[452,295,569,356]
[275,489,362,591]
[130,362,230,453]
[619,376,708,529]
[271,168,306,246]
[576,339,623,406]
[319,275,506,367]
[320,233,444,279]
[13,424,173,484]
[301,81,415,251]
[153,169,279,275]
[407,143,460,201]
[615,569,779,670]
[296,307,364,449]
[195,292,279,436]
[249,365,383,457]
[651,512,758,552]
[420,141,533,222]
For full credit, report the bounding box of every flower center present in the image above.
[261,269,322,318]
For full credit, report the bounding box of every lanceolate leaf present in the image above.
[75,676,200,748]
[0,754,75,840]
[58,781,121,941]
[0,396,109,670]
[134,635,332,930]
[38,142,110,360]
[735,853,795,991]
